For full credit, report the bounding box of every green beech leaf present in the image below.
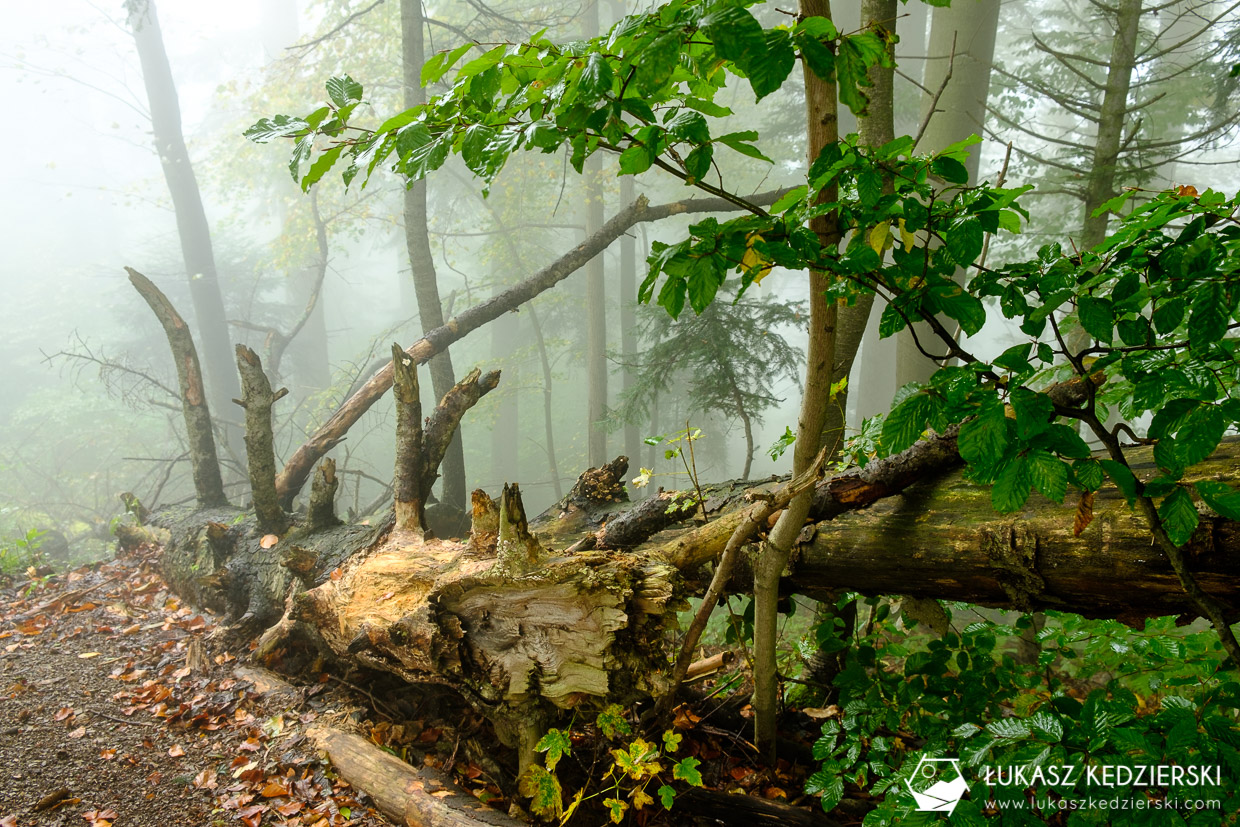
[422,42,474,86]
[1100,460,1138,505]
[1073,459,1105,491]
[301,145,343,192]
[1158,487,1199,546]
[946,218,984,266]
[881,392,932,455]
[325,75,363,107]
[748,29,796,100]
[1195,481,1240,521]
[992,455,1032,513]
[1152,297,1186,334]
[1077,296,1115,343]
[931,156,969,185]
[958,399,1009,468]
[577,53,614,104]
[1010,387,1055,440]
[1175,404,1225,466]
[1188,282,1228,349]
[715,132,774,163]
[665,110,710,145]
[1028,451,1069,503]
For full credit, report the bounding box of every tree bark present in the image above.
[127,0,240,438]
[584,0,609,469]
[128,268,227,508]
[619,175,642,467]
[1081,0,1143,248]
[886,0,1000,391]
[235,345,290,535]
[392,343,425,532]
[308,727,527,827]
[755,0,840,759]
[402,0,467,513]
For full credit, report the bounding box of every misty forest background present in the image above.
[1,0,1237,562]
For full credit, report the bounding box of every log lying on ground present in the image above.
[790,437,1240,622]
[309,727,527,827]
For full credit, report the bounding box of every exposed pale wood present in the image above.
[309,727,525,827]
[685,650,735,681]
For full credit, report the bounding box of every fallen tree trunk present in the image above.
[158,439,1240,748]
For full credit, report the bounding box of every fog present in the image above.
[1,0,1236,562]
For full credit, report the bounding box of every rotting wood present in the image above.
[307,459,341,531]
[127,267,227,508]
[234,344,289,535]
[309,726,527,827]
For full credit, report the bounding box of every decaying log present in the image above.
[790,437,1240,622]
[234,344,290,535]
[262,486,683,769]
[273,189,794,506]
[309,727,525,827]
[127,267,227,508]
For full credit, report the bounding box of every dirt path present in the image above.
[0,546,397,827]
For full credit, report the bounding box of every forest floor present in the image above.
[0,544,406,827]
[0,543,834,827]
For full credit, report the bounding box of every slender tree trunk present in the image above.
[584,0,609,468]
[490,271,521,484]
[888,0,1000,390]
[754,0,840,759]
[1081,0,1143,248]
[127,0,240,443]
[402,0,467,512]
[529,305,563,500]
[620,175,642,467]
[805,0,897,696]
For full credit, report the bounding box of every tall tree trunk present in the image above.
[891,0,1000,390]
[490,272,521,485]
[620,175,642,468]
[584,0,609,468]
[805,0,897,696]
[754,0,840,759]
[1081,0,1143,249]
[529,305,563,500]
[127,0,240,445]
[402,0,467,512]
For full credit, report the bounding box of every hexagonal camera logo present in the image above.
[905,755,968,814]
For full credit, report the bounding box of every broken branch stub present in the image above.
[234,344,289,535]
[391,342,424,533]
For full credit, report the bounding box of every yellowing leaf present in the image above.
[868,221,891,256]
[741,233,774,284]
[898,218,915,251]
